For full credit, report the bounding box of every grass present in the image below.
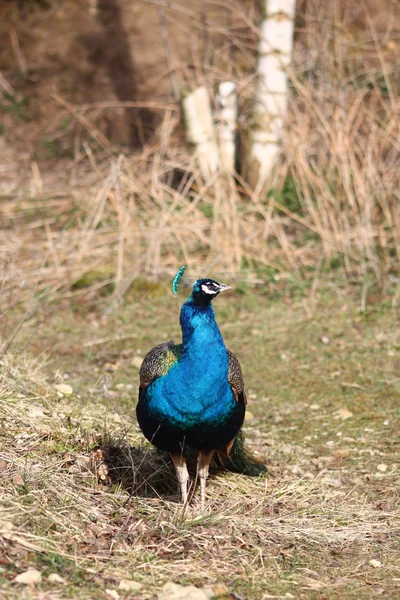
[1,280,399,599]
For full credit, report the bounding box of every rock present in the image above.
[55,384,73,396]
[369,559,382,568]
[48,573,66,584]
[118,580,143,592]
[14,568,42,585]
[159,582,211,600]
[377,464,387,472]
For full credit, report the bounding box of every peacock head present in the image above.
[172,266,231,306]
[190,278,231,305]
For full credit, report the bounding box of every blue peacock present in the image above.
[136,266,264,509]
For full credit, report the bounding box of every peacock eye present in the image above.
[201,283,217,295]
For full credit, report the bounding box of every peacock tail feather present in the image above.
[216,431,267,476]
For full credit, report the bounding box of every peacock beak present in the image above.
[217,283,232,293]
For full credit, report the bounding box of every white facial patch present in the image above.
[201,283,216,295]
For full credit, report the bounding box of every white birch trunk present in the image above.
[247,0,296,189]
[215,81,238,172]
[182,86,220,179]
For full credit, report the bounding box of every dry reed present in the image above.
[1,2,399,304]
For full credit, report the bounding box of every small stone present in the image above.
[159,582,210,600]
[14,568,42,585]
[48,573,66,584]
[377,464,387,472]
[55,384,73,396]
[321,336,330,344]
[118,580,143,592]
[369,559,382,568]
[106,590,120,600]
[29,406,46,418]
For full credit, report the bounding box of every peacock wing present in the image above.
[139,340,183,391]
[227,349,247,406]
[214,349,247,458]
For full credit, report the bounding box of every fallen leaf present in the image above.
[118,580,142,592]
[211,584,228,596]
[159,582,211,600]
[336,408,353,420]
[369,559,382,568]
[14,568,42,585]
[48,573,66,584]
[12,472,24,486]
[332,448,351,459]
[0,553,11,565]
[55,383,73,396]
[29,406,46,418]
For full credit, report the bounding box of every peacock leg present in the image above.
[197,450,215,511]
[169,452,189,504]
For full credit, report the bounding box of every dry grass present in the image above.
[1,285,400,598]
[1,3,400,306]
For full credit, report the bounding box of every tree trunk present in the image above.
[247,0,296,190]
[215,81,238,173]
[182,86,220,179]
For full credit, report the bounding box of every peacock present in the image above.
[136,266,264,509]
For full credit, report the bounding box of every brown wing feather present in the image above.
[227,349,247,406]
[215,350,247,457]
[139,341,183,394]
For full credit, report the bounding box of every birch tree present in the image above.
[182,86,221,179]
[247,0,296,190]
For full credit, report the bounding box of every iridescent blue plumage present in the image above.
[137,274,247,508]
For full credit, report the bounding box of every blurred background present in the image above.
[1,0,400,300]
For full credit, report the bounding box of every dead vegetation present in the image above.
[1,2,400,305]
[1,285,400,598]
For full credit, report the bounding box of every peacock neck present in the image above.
[179,300,227,366]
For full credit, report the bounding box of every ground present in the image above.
[1,278,399,599]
